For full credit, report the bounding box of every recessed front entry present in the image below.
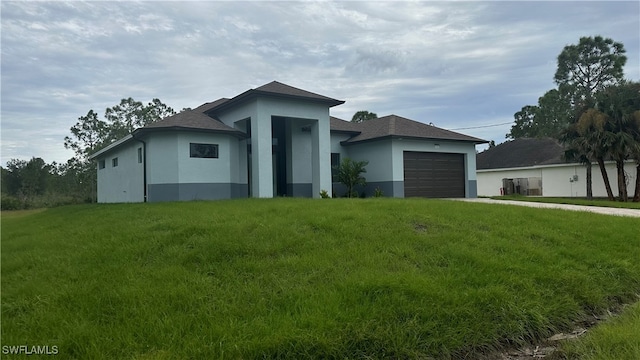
[403,151,465,198]
[271,117,288,196]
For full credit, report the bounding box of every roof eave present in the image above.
[330,129,361,135]
[207,90,344,115]
[134,126,248,139]
[88,134,134,159]
[342,134,488,146]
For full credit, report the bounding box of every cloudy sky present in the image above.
[2,1,638,166]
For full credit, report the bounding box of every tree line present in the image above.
[506,36,640,201]
[1,98,175,210]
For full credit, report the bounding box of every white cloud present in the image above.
[1,1,638,165]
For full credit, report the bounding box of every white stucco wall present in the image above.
[477,160,637,197]
[145,132,179,185]
[144,131,242,185]
[346,140,394,182]
[330,133,352,157]
[175,132,235,184]
[288,123,313,185]
[96,139,144,203]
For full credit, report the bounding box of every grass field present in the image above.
[2,198,639,359]
[491,195,640,209]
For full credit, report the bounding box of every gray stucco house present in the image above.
[91,81,486,202]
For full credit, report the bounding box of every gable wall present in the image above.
[145,131,247,201]
[96,140,144,203]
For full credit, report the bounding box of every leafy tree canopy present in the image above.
[554,35,627,103]
[65,98,175,161]
[351,110,377,123]
[507,88,574,139]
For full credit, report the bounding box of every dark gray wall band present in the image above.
[148,183,247,202]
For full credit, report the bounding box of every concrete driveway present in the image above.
[454,198,640,218]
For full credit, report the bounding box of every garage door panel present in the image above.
[403,151,465,198]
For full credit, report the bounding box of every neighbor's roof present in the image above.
[204,81,345,114]
[135,110,246,137]
[476,137,567,170]
[340,115,487,145]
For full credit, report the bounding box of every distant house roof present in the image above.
[204,81,345,114]
[135,110,246,138]
[476,137,567,170]
[340,115,487,145]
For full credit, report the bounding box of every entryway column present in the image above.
[251,112,273,198]
[310,118,331,198]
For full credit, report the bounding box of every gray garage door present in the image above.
[403,151,465,198]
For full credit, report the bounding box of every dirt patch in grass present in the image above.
[490,302,635,359]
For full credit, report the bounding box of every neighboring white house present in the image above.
[91,81,487,202]
[476,137,637,198]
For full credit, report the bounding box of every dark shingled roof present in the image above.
[193,98,229,113]
[136,110,245,137]
[204,81,344,114]
[341,115,487,145]
[330,116,361,133]
[255,81,344,105]
[476,137,567,170]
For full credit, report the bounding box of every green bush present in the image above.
[1,194,23,210]
[334,158,368,198]
[1,193,83,210]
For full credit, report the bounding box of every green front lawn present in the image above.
[2,198,639,359]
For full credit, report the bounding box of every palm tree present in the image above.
[576,109,615,200]
[631,110,640,202]
[561,123,595,200]
[595,81,640,202]
[335,158,368,198]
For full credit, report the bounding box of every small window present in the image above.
[112,157,118,167]
[98,159,105,169]
[137,147,143,163]
[331,153,340,182]
[190,143,218,158]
